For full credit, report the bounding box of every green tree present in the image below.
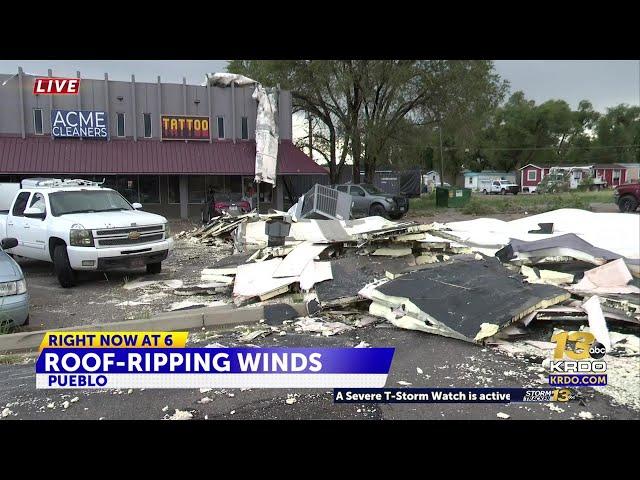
[590,104,640,163]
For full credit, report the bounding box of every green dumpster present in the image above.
[435,187,471,207]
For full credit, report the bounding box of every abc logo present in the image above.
[589,342,606,359]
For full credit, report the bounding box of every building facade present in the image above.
[519,164,551,193]
[624,163,640,183]
[592,164,627,187]
[0,68,327,218]
[519,163,628,192]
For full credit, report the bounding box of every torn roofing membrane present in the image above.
[365,257,570,343]
[496,233,622,265]
[445,208,640,260]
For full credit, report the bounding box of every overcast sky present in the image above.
[1,59,638,113]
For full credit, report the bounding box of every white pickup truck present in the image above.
[481,179,519,195]
[0,179,173,288]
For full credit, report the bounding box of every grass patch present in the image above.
[461,198,496,215]
[409,192,437,215]
[0,353,34,365]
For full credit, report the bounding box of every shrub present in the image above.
[461,198,496,215]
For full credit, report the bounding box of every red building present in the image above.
[593,164,627,187]
[519,164,550,193]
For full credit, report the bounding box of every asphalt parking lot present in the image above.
[2,322,637,420]
[2,207,638,420]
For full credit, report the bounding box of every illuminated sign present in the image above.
[34,77,80,95]
[51,110,108,139]
[161,115,210,141]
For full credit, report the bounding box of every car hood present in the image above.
[0,251,23,282]
[56,210,167,229]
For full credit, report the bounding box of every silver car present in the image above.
[0,237,29,329]
[331,183,409,219]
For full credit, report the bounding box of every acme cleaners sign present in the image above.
[161,115,210,141]
[51,110,108,139]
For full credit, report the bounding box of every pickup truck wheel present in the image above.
[501,188,506,195]
[369,203,387,218]
[482,189,488,195]
[53,245,76,288]
[146,262,162,274]
[618,196,638,213]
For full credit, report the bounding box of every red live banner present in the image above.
[33,77,80,95]
[161,115,210,141]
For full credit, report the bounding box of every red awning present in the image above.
[0,136,328,176]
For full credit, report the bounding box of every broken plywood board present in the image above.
[299,261,333,291]
[201,267,237,276]
[233,258,299,298]
[520,265,574,286]
[395,233,430,242]
[273,241,329,278]
[371,246,413,257]
[366,257,570,343]
[571,258,640,295]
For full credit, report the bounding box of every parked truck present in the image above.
[0,178,173,288]
[614,182,640,212]
[481,179,519,195]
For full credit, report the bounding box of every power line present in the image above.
[439,144,640,152]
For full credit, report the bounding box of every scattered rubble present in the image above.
[169,198,639,412]
[496,412,510,419]
[167,409,193,420]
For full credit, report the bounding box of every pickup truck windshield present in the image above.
[361,184,385,195]
[49,190,133,216]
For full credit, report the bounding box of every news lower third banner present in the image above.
[36,332,395,389]
[334,388,575,404]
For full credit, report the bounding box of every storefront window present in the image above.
[139,176,160,204]
[188,175,206,204]
[117,176,139,203]
[167,176,180,204]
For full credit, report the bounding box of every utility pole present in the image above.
[308,112,313,158]
[438,123,445,187]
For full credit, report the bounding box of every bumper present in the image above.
[0,292,29,327]
[67,238,173,270]
[386,199,409,215]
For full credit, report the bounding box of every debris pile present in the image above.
[177,207,639,344]
[170,203,639,409]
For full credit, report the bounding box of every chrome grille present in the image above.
[93,224,165,249]
[98,234,164,247]
[95,225,161,236]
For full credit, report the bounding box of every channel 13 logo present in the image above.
[551,331,606,360]
[548,331,607,388]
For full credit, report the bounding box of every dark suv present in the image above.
[331,183,409,219]
[614,183,640,212]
